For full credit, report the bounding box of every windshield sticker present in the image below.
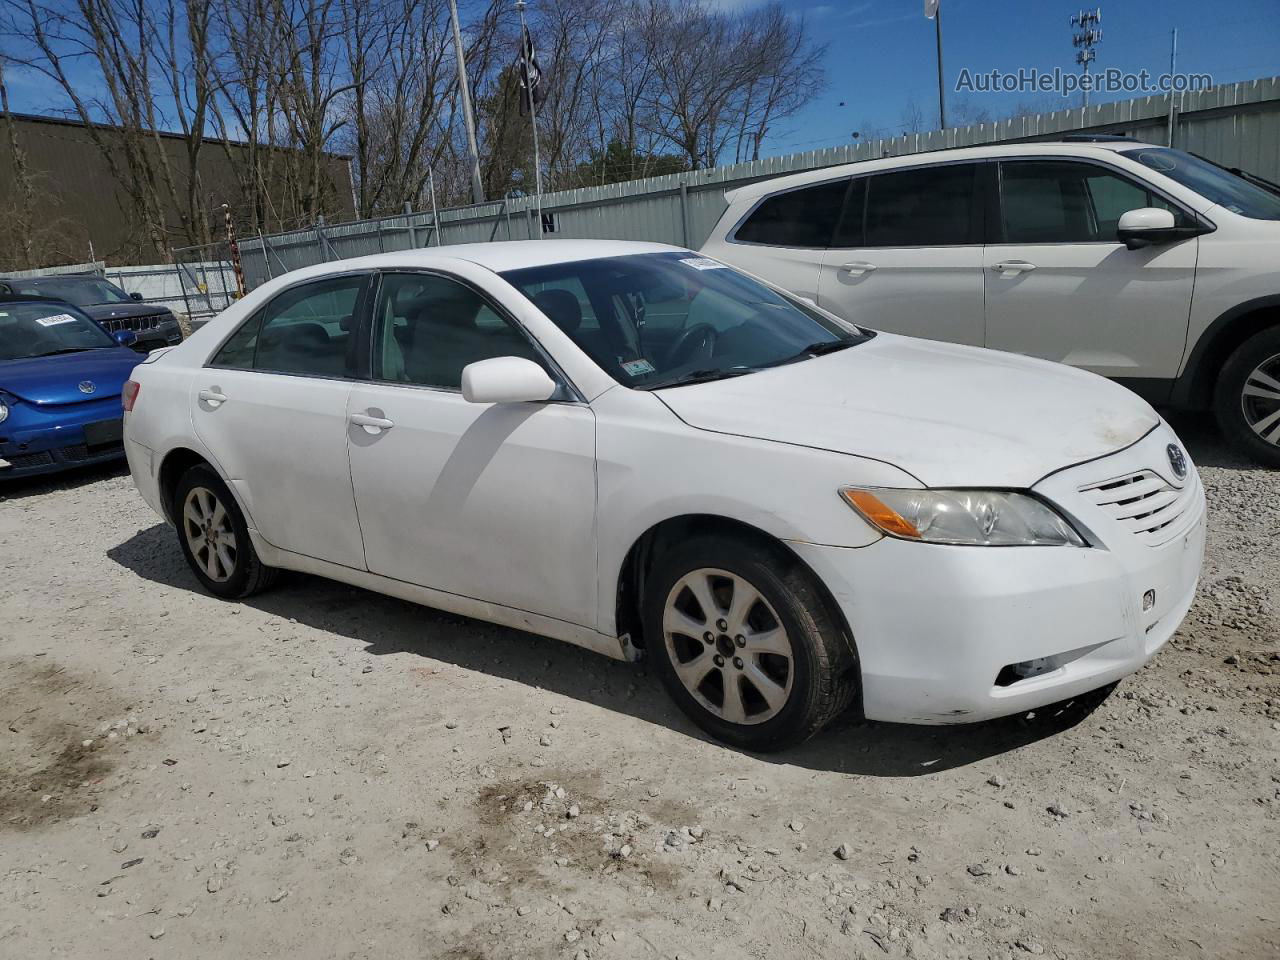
[679,257,728,271]
[621,358,656,376]
[35,313,79,327]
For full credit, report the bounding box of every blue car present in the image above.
[0,296,142,479]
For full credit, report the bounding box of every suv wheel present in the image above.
[643,536,856,751]
[1215,327,1280,468]
[174,463,279,599]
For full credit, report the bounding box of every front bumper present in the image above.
[790,425,1206,725]
[0,397,126,479]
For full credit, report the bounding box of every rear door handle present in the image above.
[350,412,395,433]
[198,388,228,406]
[990,260,1037,274]
[840,261,878,275]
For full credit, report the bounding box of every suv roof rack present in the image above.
[1059,134,1141,143]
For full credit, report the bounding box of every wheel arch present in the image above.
[157,447,212,523]
[613,513,860,678]
[1173,295,1280,409]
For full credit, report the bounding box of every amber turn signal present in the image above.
[839,489,922,539]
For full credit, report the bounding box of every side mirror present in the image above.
[112,329,138,347]
[130,291,144,301]
[461,356,558,404]
[1117,207,1179,250]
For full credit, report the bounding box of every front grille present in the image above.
[1079,469,1196,547]
[101,315,161,333]
[4,450,55,469]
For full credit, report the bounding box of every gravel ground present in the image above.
[0,412,1277,960]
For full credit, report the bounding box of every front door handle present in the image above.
[350,412,395,434]
[840,261,878,275]
[990,260,1037,274]
[198,388,228,406]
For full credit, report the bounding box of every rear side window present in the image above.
[862,163,979,247]
[210,275,366,376]
[733,179,849,248]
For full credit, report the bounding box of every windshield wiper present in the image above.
[772,339,858,365]
[642,367,756,390]
[34,347,96,357]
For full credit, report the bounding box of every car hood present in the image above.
[0,348,140,405]
[654,334,1160,488]
[80,302,173,321]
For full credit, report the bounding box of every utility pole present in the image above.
[1071,8,1102,109]
[448,0,485,204]
[1166,28,1178,147]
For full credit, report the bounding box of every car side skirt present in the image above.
[249,533,634,663]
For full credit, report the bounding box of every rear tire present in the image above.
[643,535,856,751]
[173,463,278,599]
[1214,327,1280,468]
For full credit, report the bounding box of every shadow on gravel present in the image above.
[109,522,1113,778]
[0,459,128,502]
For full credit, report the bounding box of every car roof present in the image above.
[266,239,688,281]
[724,139,1163,204]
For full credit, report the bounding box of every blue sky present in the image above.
[743,0,1280,155]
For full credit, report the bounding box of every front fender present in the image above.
[591,388,916,634]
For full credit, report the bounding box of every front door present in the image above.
[817,162,987,345]
[192,273,369,569]
[983,159,1197,381]
[346,271,598,627]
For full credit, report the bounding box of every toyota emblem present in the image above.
[1166,444,1187,480]
[78,380,97,395]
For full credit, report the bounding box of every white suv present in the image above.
[702,137,1280,465]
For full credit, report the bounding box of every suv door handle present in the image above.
[839,261,878,275]
[198,388,228,406]
[350,412,395,433]
[990,260,1037,274]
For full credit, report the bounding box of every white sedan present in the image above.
[123,240,1206,750]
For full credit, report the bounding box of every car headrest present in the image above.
[531,289,582,335]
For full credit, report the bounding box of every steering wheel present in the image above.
[666,323,718,367]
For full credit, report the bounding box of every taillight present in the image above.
[122,379,141,413]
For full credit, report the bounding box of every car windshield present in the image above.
[1121,147,1280,221]
[10,277,133,305]
[500,251,869,388]
[0,301,117,361]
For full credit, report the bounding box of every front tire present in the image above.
[1215,327,1280,468]
[643,535,856,751]
[173,463,278,599]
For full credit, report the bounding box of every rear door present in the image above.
[983,158,1197,380]
[191,273,370,569]
[817,162,987,345]
[709,178,849,302]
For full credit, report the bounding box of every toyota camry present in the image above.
[122,241,1205,750]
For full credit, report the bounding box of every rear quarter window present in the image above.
[733,179,849,248]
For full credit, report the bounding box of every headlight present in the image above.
[0,398,8,424]
[840,487,1086,547]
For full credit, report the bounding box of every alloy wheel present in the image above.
[182,486,237,583]
[1241,352,1280,446]
[662,567,794,726]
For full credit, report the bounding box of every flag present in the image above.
[517,26,545,116]
[924,0,939,18]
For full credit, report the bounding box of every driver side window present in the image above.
[373,272,544,389]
